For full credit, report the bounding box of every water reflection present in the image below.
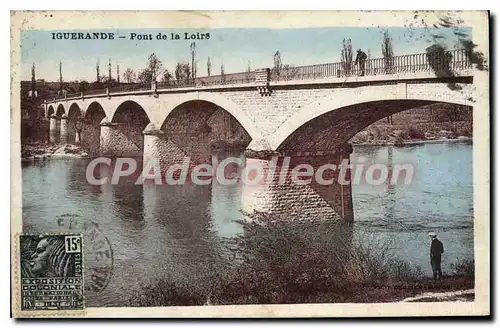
[22,142,473,306]
[352,142,473,272]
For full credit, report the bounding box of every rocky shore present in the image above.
[351,124,473,147]
[352,135,472,147]
[21,142,89,162]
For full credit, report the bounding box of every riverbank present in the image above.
[350,119,472,147]
[128,219,475,306]
[337,276,474,303]
[21,142,89,162]
[353,136,472,147]
[128,264,474,306]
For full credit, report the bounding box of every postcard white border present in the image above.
[10,10,490,318]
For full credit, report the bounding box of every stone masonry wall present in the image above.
[49,117,60,144]
[240,153,353,222]
[81,123,101,157]
[143,133,192,181]
[222,89,334,138]
[100,124,143,157]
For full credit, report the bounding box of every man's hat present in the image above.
[428,232,438,237]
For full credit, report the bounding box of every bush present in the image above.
[128,274,205,307]
[456,123,473,137]
[214,220,352,304]
[211,218,427,304]
[128,218,458,306]
[407,127,426,140]
[450,258,474,277]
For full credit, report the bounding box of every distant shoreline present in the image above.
[353,137,473,148]
[21,137,473,162]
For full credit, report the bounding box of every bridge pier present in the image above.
[80,120,102,157]
[65,117,77,144]
[59,116,68,144]
[142,125,192,178]
[240,145,353,223]
[49,116,60,144]
[100,121,143,157]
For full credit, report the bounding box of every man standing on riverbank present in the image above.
[429,232,444,280]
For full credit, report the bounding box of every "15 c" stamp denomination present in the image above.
[19,234,84,311]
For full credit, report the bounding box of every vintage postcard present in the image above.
[11,11,490,318]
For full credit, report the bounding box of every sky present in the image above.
[20,26,472,82]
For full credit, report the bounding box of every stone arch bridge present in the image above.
[44,50,479,222]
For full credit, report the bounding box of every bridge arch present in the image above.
[68,103,82,118]
[82,102,107,156]
[266,89,472,224]
[101,100,151,156]
[112,100,151,125]
[47,105,54,118]
[271,85,473,151]
[162,92,262,143]
[55,104,66,117]
[65,103,82,144]
[85,101,107,123]
[157,99,253,164]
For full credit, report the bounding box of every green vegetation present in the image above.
[128,218,474,306]
[450,258,474,277]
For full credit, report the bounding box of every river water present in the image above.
[21,141,473,306]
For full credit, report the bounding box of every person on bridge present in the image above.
[355,49,367,76]
[429,232,444,280]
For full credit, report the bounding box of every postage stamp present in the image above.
[55,217,114,295]
[19,234,84,311]
[10,10,490,318]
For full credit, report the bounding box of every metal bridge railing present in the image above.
[279,49,472,81]
[109,83,150,93]
[48,49,472,101]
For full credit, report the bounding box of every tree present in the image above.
[207,56,211,76]
[245,61,252,82]
[29,63,37,98]
[380,31,394,124]
[137,53,165,84]
[340,38,353,76]
[381,30,395,74]
[190,42,197,81]
[161,69,173,83]
[99,75,117,87]
[78,81,90,93]
[175,62,191,85]
[282,64,299,80]
[96,59,100,83]
[122,68,136,84]
[426,44,453,78]
[147,53,164,82]
[59,61,63,94]
[272,51,283,80]
[220,63,226,83]
[108,58,112,86]
[459,39,487,72]
[137,69,152,84]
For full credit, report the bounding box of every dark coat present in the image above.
[355,51,367,64]
[430,238,444,262]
